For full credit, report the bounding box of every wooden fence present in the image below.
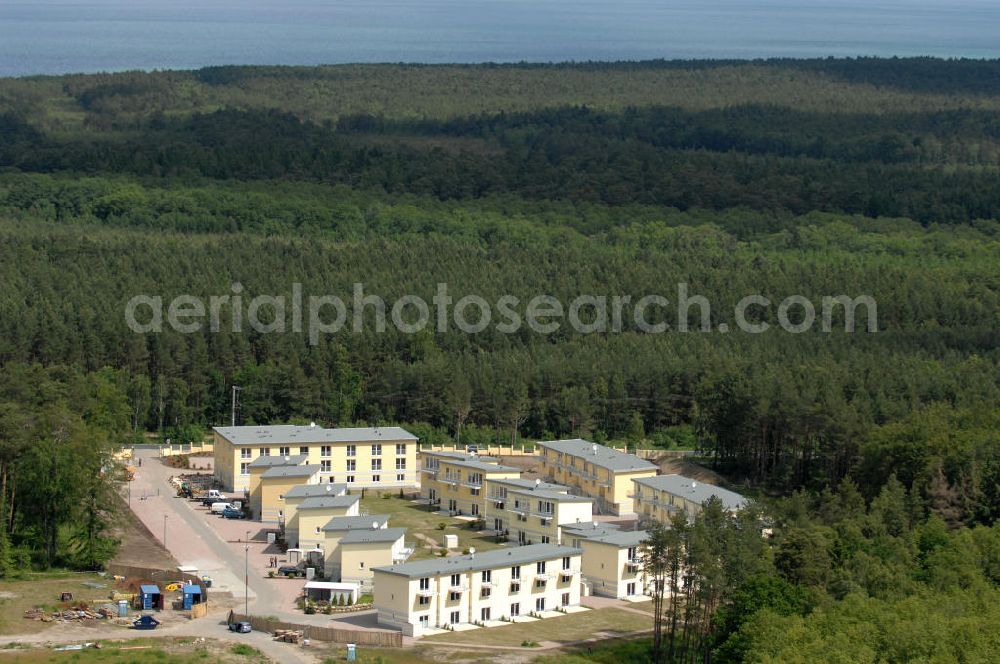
[227,611,403,647]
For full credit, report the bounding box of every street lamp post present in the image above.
[163,514,168,548]
[244,545,250,616]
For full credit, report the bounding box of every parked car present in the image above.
[228,621,252,633]
[221,507,245,519]
[466,444,479,454]
[132,615,160,630]
[210,502,235,514]
[277,565,304,578]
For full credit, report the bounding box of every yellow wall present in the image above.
[257,474,317,524]
[423,457,520,517]
[374,552,583,637]
[291,505,360,551]
[340,541,397,585]
[486,492,593,545]
[538,447,656,515]
[214,432,418,493]
[579,540,646,599]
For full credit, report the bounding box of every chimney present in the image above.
[591,444,598,456]
[469,547,476,560]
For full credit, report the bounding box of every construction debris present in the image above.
[24,607,121,623]
[274,629,305,644]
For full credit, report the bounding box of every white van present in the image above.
[210,502,234,514]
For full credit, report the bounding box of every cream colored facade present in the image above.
[338,528,408,587]
[320,514,390,579]
[536,439,657,515]
[569,528,649,599]
[483,479,594,545]
[282,483,348,541]
[287,495,361,550]
[247,454,308,520]
[213,425,418,493]
[257,465,320,524]
[632,474,748,523]
[420,452,521,517]
[374,544,583,637]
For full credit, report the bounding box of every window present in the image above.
[468,472,483,486]
[470,488,480,497]
[240,462,250,475]
[450,574,461,587]
[321,460,331,472]
[279,446,290,456]
[240,448,252,459]
[562,556,571,571]
[396,474,405,481]
[536,562,546,574]
[396,458,406,470]
[481,587,491,598]
[396,443,406,456]
[259,447,269,457]
[481,570,492,583]
[450,611,460,625]
[372,475,380,483]
[471,504,479,516]
[346,460,356,472]
[540,535,550,544]
[299,446,308,455]
[315,526,321,534]
[418,595,430,606]
[449,591,461,601]
[346,475,354,483]
[371,459,382,471]
[511,566,521,580]
[360,561,365,568]
[626,582,636,596]
[419,578,430,590]
[535,598,545,612]
[371,444,382,456]
[321,445,331,457]
[627,547,637,562]
[562,592,570,607]
[535,579,546,590]
[480,607,491,621]
[346,444,356,457]
[418,614,429,625]
[510,602,520,616]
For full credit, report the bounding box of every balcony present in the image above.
[486,494,506,503]
[534,573,550,582]
[416,588,436,597]
[560,569,580,579]
[420,467,439,474]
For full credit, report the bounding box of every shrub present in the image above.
[436,522,447,530]
[521,640,541,648]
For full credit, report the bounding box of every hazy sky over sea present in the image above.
[1,1,998,76]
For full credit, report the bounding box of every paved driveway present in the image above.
[127,450,328,621]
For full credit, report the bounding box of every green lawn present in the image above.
[359,495,508,561]
[421,608,653,647]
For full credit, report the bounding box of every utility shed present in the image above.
[303,580,358,604]
[182,583,203,609]
[138,584,163,610]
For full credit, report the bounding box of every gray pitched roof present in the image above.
[508,487,592,503]
[443,457,521,473]
[248,454,308,468]
[284,484,348,499]
[322,514,390,532]
[214,425,417,446]
[633,474,748,511]
[580,530,649,548]
[373,544,581,578]
[492,478,569,492]
[296,495,361,511]
[562,522,622,539]
[339,527,407,545]
[261,464,321,479]
[537,439,656,473]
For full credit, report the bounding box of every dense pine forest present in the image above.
[1,59,998,660]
